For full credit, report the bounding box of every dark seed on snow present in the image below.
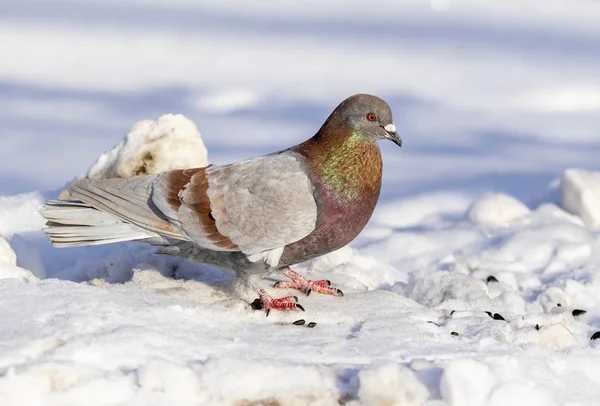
[427,321,440,327]
[557,303,562,307]
[535,324,540,331]
[451,331,459,336]
[307,322,317,328]
[450,310,455,316]
[485,311,493,318]
[493,313,506,321]
[572,309,587,317]
[591,332,600,340]
[293,319,306,326]
[487,276,499,283]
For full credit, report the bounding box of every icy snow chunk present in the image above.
[299,246,405,291]
[0,237,36,283]
[560,168,600,229]
[59,114,208,198]
[556,243,591,263]
[0,237,16,266]
[538,287,569,313]
[537,324,578,349]
[468,193,531,226]
[440,359,497,406]
[533,203,585,226]
[357,363,429,405]
[0,262,38,283]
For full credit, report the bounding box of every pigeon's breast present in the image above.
[278,146,383,266]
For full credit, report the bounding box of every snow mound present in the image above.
[0,236,16,266]
[441,359,497,405]
[59,114,208,198]
[468,193,531,226]
[560,168,600,229]
[0,263,38,283]
[85,114,208,178]
[537,324,578,349]
[357,362,429,406]
[0,238,38,282]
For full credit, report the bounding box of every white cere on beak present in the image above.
[384,123,397,133]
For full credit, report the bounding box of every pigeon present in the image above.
[41,94,402,315]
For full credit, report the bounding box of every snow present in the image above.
[357,363,429,406]
[0,192,46,238]
[468,193,531,226]
[4,175,600,405]
[2,1,600,404]
[560,168,600,229]
[0,237,16,266]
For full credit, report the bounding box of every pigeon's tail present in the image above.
[40,200,161,247]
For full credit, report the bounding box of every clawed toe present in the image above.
[273,268,344,297]
[313,280,331,287]
[253,289,305,316]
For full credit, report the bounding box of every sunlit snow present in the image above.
[2,1,600,405]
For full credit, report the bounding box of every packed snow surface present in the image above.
[3,177,600,405]
[3,1,600,405]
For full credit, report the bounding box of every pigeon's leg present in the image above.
[251,289,305,317]
[274,267,344,297]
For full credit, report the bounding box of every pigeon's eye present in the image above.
[367,113,377,121]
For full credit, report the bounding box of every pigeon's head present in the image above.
[337,94,402,147]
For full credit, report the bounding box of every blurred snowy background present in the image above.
[3,0,600,200]
[2,1,600,405]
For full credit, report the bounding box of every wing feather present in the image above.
[205,153,318,259]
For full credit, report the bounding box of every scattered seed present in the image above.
[427,321,440,327]
[485,311,493,318]
[486,275,499,283]
[450,310,455,316]
[557,303,562,307]
[572,309,587,317]
[293,319,306,326]
[307,322,317,328]
[535,324,540,331]
[451,331,459,336]
[591,332,600,340]
[493,313,506,321]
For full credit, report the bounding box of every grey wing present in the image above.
[205,152,318,266]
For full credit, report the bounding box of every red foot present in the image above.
[251,288,305,317]
[274,268,344,297]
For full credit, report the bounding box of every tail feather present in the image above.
[69,176,186,240]
[41,200,160,248]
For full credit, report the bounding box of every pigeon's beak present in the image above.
[383,123,402,147]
